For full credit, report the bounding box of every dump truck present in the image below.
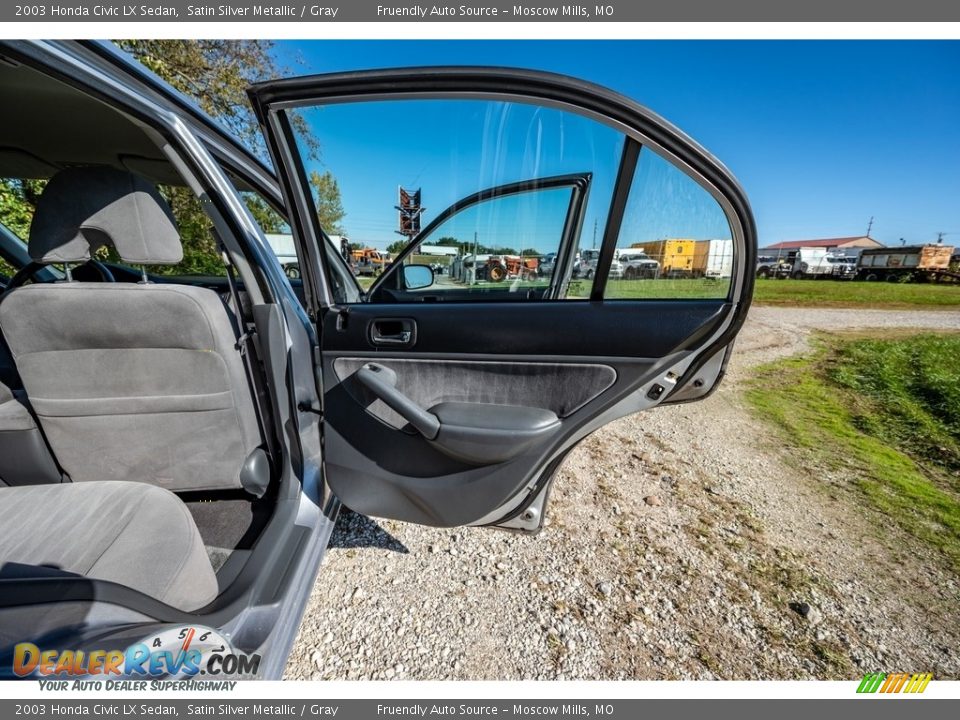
[856,244,956,282]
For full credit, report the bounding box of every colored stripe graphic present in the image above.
[857,673,886,693]
[905,673,933,693]
[857,672,932,694]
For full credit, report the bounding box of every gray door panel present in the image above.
[249,68,756,530]
[332,357,617,431]
[321,353,675,527]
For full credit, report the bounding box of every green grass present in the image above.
[753,278,960,309]
[746,332,960,572]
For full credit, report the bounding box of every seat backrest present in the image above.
[0,168,262,492]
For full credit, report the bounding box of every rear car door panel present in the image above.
[248,67,755,531]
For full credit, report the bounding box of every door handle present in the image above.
[369,318,416,348]
[355,364,439,439]
[372,330,411,345]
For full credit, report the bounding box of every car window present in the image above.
[144,184,228,277]
[230,180,361,305]
[378,182,580,301]
[286,98,625,303]
[0,175,230,278]
[604,148,734,299]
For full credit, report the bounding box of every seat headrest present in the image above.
[28,167,183,265]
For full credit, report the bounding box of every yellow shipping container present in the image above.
[631,239,699,277]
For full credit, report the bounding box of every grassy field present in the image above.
[753,278,960,309]
[746,332,960,572]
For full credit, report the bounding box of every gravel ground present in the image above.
[285,305,960,681]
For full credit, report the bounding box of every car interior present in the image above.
[0,53,753,637]
[0,57,279,612]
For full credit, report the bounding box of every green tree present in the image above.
[112,40,322,276]
[308,170,345,235]
[113,40,318,162]
[386,239,408,255]
[0,179,46,276]
[241,192,287,234]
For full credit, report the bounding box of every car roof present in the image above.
[0,41,277,194]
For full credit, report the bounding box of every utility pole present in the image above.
[592,219,598,249]
[866,216,874,237]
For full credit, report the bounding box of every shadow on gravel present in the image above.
[329,509,409,553]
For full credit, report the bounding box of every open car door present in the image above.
[249,68,756,532]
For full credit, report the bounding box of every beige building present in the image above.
[764,236,883,251]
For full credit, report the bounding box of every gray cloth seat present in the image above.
[0,481,218,610]
[0,168,262,493]
[0,382,34,433]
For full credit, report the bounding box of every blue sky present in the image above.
[272,41,960,250]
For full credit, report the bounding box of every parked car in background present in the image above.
[575,248,623,279]
[575,248,601,278]
[538,252,558,276]
[0,41,756,679]
[826,254,857,279]
[618,250,660,279]
[756,255,780,278]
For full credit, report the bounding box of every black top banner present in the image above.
[3,0,959,22]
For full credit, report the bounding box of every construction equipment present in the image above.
[484,255,539,282]
[351,248,390,276]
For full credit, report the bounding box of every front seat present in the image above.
[0,167,264,494]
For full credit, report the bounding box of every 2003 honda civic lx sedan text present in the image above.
[0,40,755,679]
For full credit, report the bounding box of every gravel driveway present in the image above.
[285,305,960,680]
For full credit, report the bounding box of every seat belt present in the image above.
[221,250,277,496]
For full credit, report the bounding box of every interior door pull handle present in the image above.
[355,364,440,439]
[369,318,416,347]
[372,330,411,345]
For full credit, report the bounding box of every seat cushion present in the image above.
[0,481,218,611]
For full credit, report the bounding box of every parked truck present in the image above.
[856,244,956,282]
[700,238,734,279]
[631,239,698,278]
[777,247,834,279]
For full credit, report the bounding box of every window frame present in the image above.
[247,65,757,417]
[367,172,592,303]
